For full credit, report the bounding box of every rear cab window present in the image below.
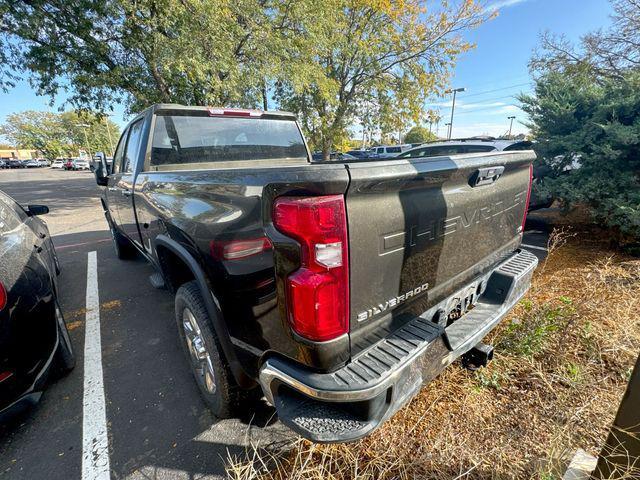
[149,112,308,170]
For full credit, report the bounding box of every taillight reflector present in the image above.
[273,195,349,342]
[210,237,272,260]
[0,281,6,311]
[521,164,533,233]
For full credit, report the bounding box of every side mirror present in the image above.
[93,152,109,186]
[27,205,49,216]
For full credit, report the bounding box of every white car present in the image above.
[73,160,91,171]
[51,160,65,169]
[24,159,41,168]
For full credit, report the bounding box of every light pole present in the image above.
[76,123,91,159]
[444,122,451,140]
[104,116,115,156]
[507,116,516,139]
[446,87,466,140]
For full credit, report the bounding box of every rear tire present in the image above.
[53,301,76,375]
[175,281,259,418]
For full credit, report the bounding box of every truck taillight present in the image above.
[521,164,533,233]
[273,195,349,342]
[0,281,6,311]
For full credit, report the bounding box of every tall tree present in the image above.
[403,126,437,144]
[59,111,121,156]
[0,111,68,159]
[0,0,305,113]
[275,0,490,159]
[0,110,121,159]
[519,71,640,241]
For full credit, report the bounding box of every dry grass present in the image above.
[227,231,640,480]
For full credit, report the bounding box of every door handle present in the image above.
[470,166,505,187]
[34,244,43,253]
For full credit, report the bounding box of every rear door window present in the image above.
[386,147,401,153]
[150,115,307,167]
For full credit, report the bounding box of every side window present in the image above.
[457,145,497,154]
[387,146,401,153]
[398,148,426,159]
[123,120,145,174]
[112,128,129,174]
[377,147,384,154]
[424,146,462,156]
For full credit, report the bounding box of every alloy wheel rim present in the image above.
[182,308,216,394]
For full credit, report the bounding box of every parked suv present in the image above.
[369,144,413,158]
[94,104,537,443]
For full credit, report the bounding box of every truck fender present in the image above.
[153,234,254,388]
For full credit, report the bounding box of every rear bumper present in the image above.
[259,249,538,443]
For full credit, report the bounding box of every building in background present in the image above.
[0,148,39,159]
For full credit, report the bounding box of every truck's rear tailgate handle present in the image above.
[470,166,505,187]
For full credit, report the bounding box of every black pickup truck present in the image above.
[94,104,537,443]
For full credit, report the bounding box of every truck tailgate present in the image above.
[345,151,534,354]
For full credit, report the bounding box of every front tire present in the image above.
[175,281,257,418]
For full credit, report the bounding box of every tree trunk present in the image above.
[262,82,269,111]
[322,138,331,162]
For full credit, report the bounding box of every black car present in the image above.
[6,159,24,169]
[0,190,75,418]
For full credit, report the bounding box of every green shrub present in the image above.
[520,71,640,241]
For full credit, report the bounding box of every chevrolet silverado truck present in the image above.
[94,104,538,443]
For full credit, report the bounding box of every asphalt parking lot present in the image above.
[0,168,289,480]
[0,168,549,480]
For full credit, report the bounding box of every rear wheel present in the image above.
[175,281,259,418]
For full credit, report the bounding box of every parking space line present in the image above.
[521,243,547,252]
[57,238,111,250]
[82,251,111,480]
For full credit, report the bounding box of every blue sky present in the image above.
[0,0,614,140]
[434,0,613,138]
